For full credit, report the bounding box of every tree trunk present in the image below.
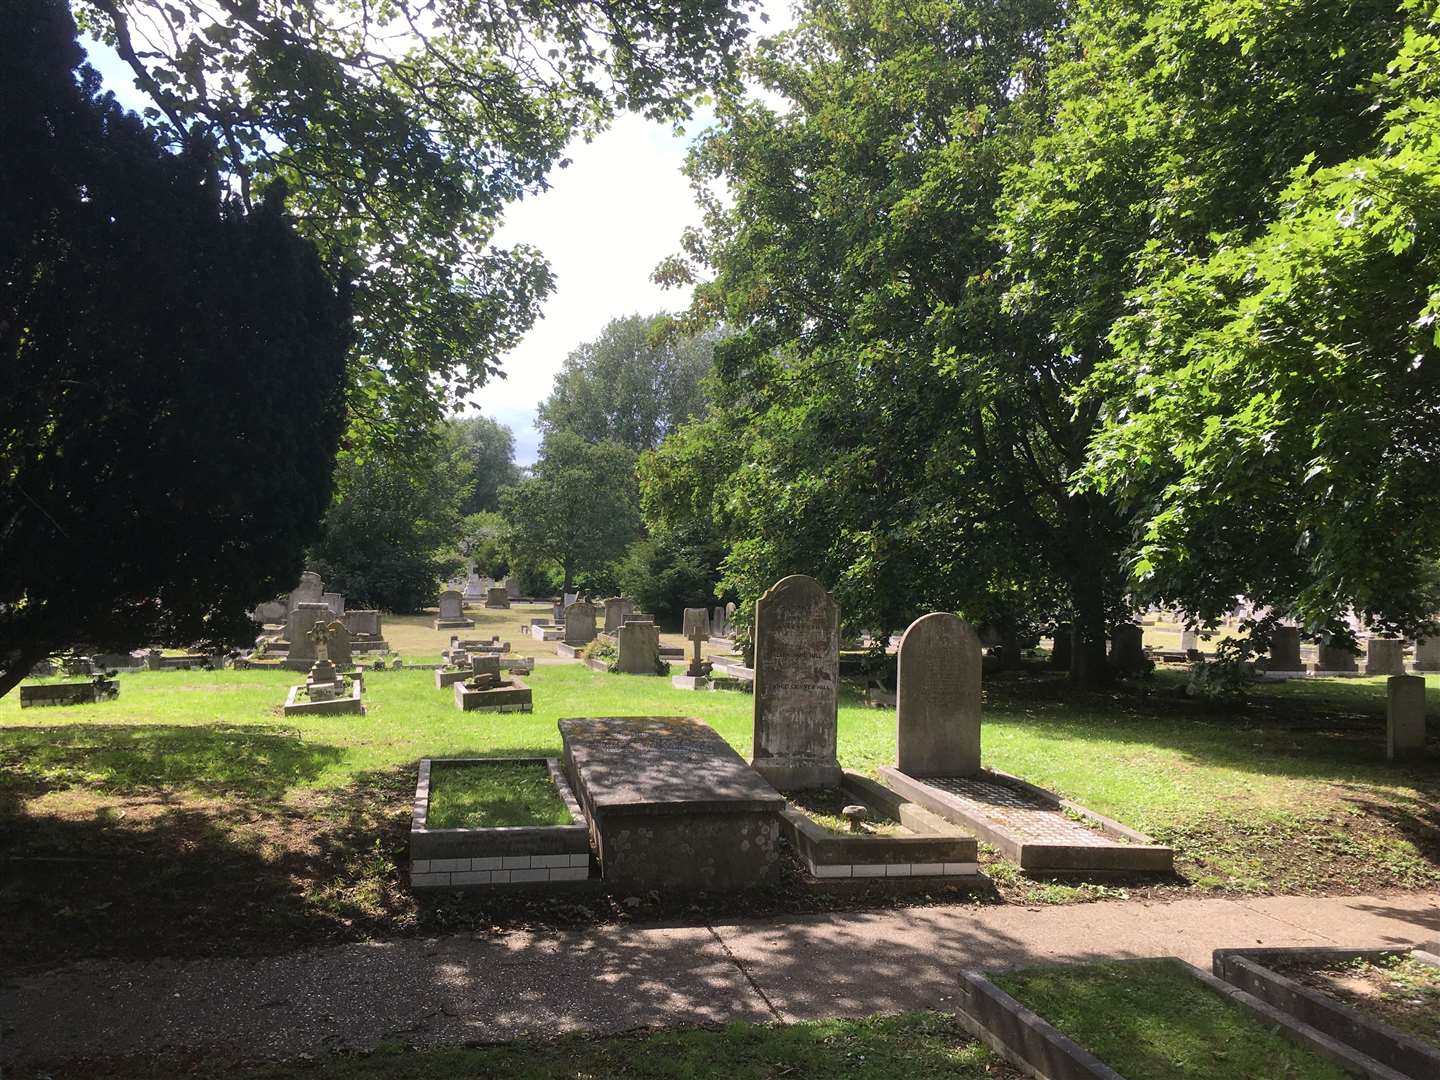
[0,643,50,700]
[1064,505,1115,689]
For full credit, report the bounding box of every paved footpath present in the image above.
[3,890,1437,1072]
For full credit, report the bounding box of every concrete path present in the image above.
[3,891,1437,1072]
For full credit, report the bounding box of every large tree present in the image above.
[499,432,640,594]
[649,0,1111,677]
[536,314,716,452]
[1003,0,1431,639]
[447,415,521,515]
[1,0,350,696]
[75,0,759,454]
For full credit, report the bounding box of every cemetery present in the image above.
[8,0,1440,1072]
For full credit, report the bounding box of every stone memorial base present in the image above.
[556,642,584,658]
[671,675,712,691]
[879,766,1173,875]
[409,757,592,889]
[529,624,563,641]
[453,676,532,712]
[434,668,471,688]
[560,716,784,894]
[283,678,365,716]
[20,681,119,708]
[433,617,475,631]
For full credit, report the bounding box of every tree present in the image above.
[307,447,470,613]
[447,416,521,515]
[536,314,716,451]
[650,0,1112,677]
[1001,0,1430,638]
[499,432,640,593]
[75,0,759,453]
[0,0,350,697]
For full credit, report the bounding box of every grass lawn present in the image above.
[2,640,1437,973]
[236,1013,1016,1080]
[990,958,1350,1080]
[425,760,572,828]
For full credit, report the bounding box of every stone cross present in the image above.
[307,618,344,662]
[683,607,711,678]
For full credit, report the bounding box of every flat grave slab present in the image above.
[559,716,784,893]
[879,766,1172,876]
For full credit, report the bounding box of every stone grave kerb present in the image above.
[896,612,982,777]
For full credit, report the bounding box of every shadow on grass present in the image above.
[0,723,347,801]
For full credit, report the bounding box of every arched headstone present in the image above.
[896,613,982,777]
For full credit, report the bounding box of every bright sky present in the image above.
[84,5,793,465]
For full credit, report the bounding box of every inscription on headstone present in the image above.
[751,575,840,789]
[896,612,982,777]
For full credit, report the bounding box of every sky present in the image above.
[82,5,793,466]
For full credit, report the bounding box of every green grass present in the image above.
[426,761,571,828]
[786,786,905,835]
[239,1013,1010,1080]
[990,958,1351,1080]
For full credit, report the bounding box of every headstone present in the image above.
[463,573,485,600]
[564,592,578,609]
[751,574,841,790]
[322,591,345,616]
[344,610,382,639]
[326,623,352,670]
[286,601,334,663]
[711,606,727,638]
[1267,626,1304,672]
[603,597,634,632]
[1317,642,1359,672]
[1050,624,1072,670]
[1179,629,1199,653]
[506,577,521,599]
[1414,635,1440,672]
[288,571,324,609]
[896,612,982,777]
[485,586,510,609]
[438,590,464,620]
[682,607,711,678]
[1109,624,1146,672]
[471,653,502,678]
[564,601,598,646]
[617,620,662,674]
[1387,674,1427,762]
[1366,637,1406,676]
[252,600,288,625]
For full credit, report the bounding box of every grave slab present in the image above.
[559,716,784,893]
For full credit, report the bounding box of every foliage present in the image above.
[1005,0,1435,635]
[652,0,1126,679]
[449,512,511,580]
[76,0,760,454]
[614,529,728,627]
[306,447,470,613]
[0,0,350,698]
[498,432,641,593]
[446,417,522,515]
[536,313,717,452]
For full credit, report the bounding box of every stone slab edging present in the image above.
[1213,946,1440,1079]
[959,959,1412,1080]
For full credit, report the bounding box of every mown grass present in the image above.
[991,958,1350,1080]
[425,761,571,828]
[238,1013,1015,1080]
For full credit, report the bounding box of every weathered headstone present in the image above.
[1267,626,1305,672]
[485,585,510,609]
[1108,624,1146,672]
[471,653,502,678]
[1179,629,1199,653]
[288,571,324,609]
[326,623,352,669]
[896,612,982,777]
[603,596,634,632]
[1365,637,1406,676]
[1415,635,1440,673]
[344,609,382,639]
[322,591,345,616]
[438,590,464,620]
[617,620,661,674]
[682,607,711,678]
[564,600,598,646]
[1316,641,1359,672]
[286,601,334,663]
[252,599,288,625]
[505,577,521,599]
[564,591,579,609]
[751,574,840,789]
[1387,674,1427,762]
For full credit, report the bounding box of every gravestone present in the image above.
[434,589,474,629]
[617,620,661,674]
[286,602,335,664]
[463,573,485,601]
[252,600,288,625]
[751,574,841,789]
[711,606,727,638]
[564,591,579,609]
[471,653,502,678]
[1109,624,1146,672]
[322,592,345,616]
[1268,626,1305,672]
[682,607,711,678]
[1179,629,1199,653]
[288,571,324,609]
[896,612,983,777]
[603,596,634,633]
[1387,674,1427,762]
[485,585,510,609]
[344,609,382,639]
[1049,624,1072,670]
[1316,642,1359,672]
[506,577,521,599]
[564,601,598,646]
[1414,635,1440,672]
[326,623,352,670]
[559,716,783,893]
[1365,637,1406,676]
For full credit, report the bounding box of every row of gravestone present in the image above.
[1101,622,1440,675]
